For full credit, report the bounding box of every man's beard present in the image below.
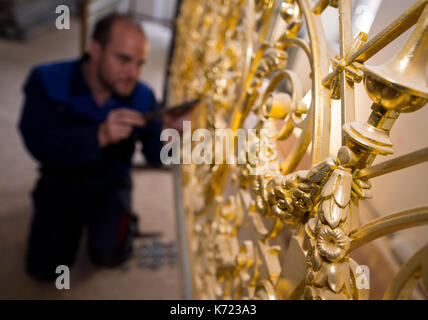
[96,64,135,98]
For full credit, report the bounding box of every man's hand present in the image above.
[98,108,146,148]
[162,111,192,133]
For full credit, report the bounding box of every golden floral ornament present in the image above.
[316,225,350,262]
[266,171,315,226]
[291,188,313,212]
[318,197,349,229]
[304,261,352,300]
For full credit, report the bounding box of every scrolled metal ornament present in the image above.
[170,0,428,300]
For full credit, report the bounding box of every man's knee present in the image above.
[26,237,78,282]
[26,262,57,281]
[87,200,135,268]
[88,214,134,268]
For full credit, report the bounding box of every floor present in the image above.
[0,19,182,299]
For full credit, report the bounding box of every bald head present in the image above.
[92,13,146,48]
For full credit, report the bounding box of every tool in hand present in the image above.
[142,99,199,122]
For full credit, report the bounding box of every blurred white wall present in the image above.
[132,0,177,21]
[352,0,428,262]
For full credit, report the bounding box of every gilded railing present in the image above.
[169,0,428,299]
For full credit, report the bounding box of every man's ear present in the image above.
[89,41,103,62]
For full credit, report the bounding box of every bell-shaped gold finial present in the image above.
[363,3,428,113]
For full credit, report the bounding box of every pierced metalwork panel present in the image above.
[169,0,428,300]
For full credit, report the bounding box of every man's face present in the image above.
[96,22,147,97]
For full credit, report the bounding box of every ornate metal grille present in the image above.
[169,0,428,300]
